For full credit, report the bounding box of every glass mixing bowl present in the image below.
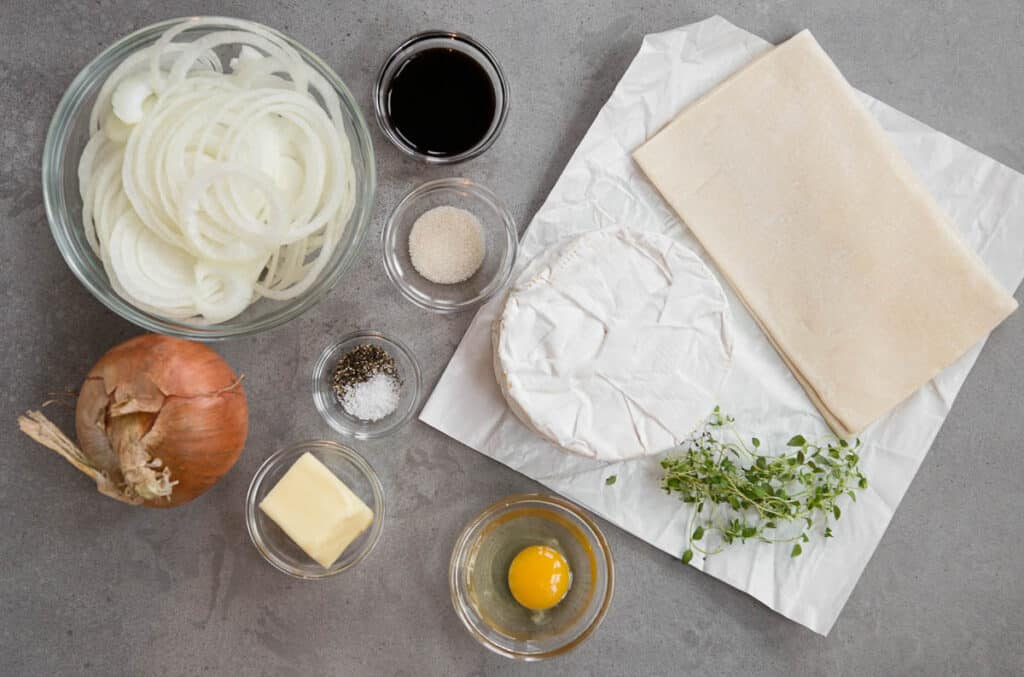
[42,17,376,340]
[450,494,615,660]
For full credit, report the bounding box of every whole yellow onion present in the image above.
[19,334,248,507]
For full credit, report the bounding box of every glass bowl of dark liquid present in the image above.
[375,31,509,164]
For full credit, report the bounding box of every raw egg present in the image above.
[507,545,571,611]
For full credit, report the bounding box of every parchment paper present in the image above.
[420,16,1024,635]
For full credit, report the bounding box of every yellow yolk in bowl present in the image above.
[507,545,571,611]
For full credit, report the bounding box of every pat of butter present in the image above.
[259,452,374,569]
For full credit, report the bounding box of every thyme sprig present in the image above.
[661,408,867,565]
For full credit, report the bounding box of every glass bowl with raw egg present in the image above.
[449,494,614,661]
[382,178,518,313]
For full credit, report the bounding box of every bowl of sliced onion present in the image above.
[43,17,376,339]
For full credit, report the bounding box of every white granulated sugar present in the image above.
[341,372,401,421]
[408,205,486,284]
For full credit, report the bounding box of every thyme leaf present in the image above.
[660,408,868,562]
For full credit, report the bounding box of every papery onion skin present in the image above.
[20,334,247,508]
[76,334,248,507]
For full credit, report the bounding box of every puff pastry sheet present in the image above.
[633,30,1018,436]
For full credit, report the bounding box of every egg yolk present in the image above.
[507,545,571,611]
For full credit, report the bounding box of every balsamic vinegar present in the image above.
[386,47,497,157]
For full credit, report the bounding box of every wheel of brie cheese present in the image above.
[493,228,734,461]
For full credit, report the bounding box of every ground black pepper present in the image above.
[331,344,399,399]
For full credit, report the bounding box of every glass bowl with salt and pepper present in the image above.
[312,331,422,439]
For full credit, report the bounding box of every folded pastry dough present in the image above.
[633,30,1018,436]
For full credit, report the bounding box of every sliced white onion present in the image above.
[108,212,195,310]
[103,112,133,143]
[79,18,356,324]
[111,75,155,124]
[193,260,262,323]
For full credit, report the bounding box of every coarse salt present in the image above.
[341,372,401,421]
[408,205,485,284]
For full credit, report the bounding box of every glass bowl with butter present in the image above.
[449,494,614,660]
[246,440,384,579]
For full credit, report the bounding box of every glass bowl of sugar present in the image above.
[312,331,422,439]
[382,178,518,313]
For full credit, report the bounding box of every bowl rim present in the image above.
[245,439,386,579]
[448,493,615,661]
[42,16,377,341]
[373,30,510,165]
[381,177,518,313]
[311,330,423,438]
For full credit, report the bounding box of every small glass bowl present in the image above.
[449,494,614,661]
[312,331,421,438]
[383,178,517,313]
[245,440,385,579]
[374,31,509,164]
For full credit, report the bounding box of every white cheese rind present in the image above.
[259,452,374,569]
[494,228,733,461]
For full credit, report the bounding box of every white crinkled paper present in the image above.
[420,16,1024,635]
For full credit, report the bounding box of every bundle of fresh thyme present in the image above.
[660,407,868,564]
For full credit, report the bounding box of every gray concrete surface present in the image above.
[2,1,1023,675]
